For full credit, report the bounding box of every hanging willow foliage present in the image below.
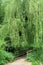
[0,0,43,52]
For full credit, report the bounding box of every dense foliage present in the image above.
[0,50,15,65]
[0,0,43,65]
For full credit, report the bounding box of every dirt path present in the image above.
[5,57,32,65]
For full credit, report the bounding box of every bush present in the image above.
[26,49,43,64]
[0,50,15,65]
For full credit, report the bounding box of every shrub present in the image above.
[0,50,15,65]
[26,49,43,64]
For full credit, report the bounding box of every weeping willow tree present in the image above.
[26,0,43,64]
[0,0,43,51]
[2,0,30,53]
[30,0,43,49]
[23,0,43,49]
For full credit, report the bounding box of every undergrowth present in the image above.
[26,49,43,65]
[0,50,15,65]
